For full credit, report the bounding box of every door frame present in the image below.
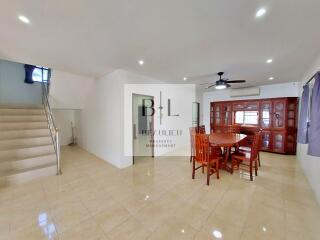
[132,93,155,165]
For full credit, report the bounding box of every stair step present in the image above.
[0,137,53,150]
[0,154,56,172]
[0,122,48,130]
[0,145,55,161]
[0,129,51,140]
[0,115,47,122]
[0,164,57,186]
[0,104,43,109]
[0,108,45,115]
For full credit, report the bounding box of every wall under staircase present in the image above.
[0,104,57,186]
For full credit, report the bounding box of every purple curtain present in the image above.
[297,84,309,143]
[308,72,320,157]
[24,64,35,84]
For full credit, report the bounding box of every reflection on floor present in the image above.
[0,146,320,240]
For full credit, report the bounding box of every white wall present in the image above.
[77,70,165,168]
[49,70,96,109]
[52,109,79,146]
[0,59,42,104]
[202,82,300,131]
[76,70,124,168]
[297,54,320,205]
[77,69,195,168]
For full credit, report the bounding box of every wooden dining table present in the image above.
[209,133,247,173]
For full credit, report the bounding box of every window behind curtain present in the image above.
[235,111,259,125]
[32,67,50,82]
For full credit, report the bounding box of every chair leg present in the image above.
[231,157,235,174]
[258,152,261,167]
[206,163,210,186]
[216,161,220,179]
[250,161,253,181]
[255,159,258,176]
[190,155,192,163]
[192,158,195,179]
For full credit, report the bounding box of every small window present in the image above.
[235,111,259,125]
[32,67,49,82]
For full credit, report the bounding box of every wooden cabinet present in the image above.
[210,97,298,155]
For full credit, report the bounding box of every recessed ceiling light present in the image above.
[269,77,274,80]
[183,77,187,81]
[266,59,273,64]
[138,60,144,65]
[212,230,223,239]
[256,8,266,18]
[18,15,30,24]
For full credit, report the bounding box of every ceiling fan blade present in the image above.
[199,82,213,85]
[225,80,246,83]
[188,73,217,81]
[206,84,216,89]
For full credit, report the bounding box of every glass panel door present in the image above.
[192,102,200,127]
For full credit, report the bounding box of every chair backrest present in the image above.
[226,124,241,134]
[195,133,222,163]
[195,133,210,163]
[190,126,206,157]
[198,125,206,133]
[250,131,261,161]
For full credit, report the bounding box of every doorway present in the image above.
[132,94,154,164]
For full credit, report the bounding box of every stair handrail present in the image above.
[41,81,61,175]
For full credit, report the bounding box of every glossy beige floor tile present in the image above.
[59,218,107,240]
[0,146,320,240]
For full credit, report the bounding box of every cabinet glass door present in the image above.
[287,102,296,128]
[273,132,285,152]
[246,101,259,110]
[261,131,271,150]
[273,100,285,128]
[224,104,232,125]
[215,105,221,125]
[260,102,272,128]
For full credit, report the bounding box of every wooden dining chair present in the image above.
[189,126,206,162]
[231,131,261,181]
[238,130,262,167]
[192,134,222,185]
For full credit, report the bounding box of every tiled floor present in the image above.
[1,146,320,240]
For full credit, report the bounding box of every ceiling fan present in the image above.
[200,72,246,90]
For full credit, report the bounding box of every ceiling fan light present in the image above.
[215,84,227,90]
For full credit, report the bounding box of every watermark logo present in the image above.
[124,84,195,157]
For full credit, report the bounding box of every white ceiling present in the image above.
[1,0,320,87]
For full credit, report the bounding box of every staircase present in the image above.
[0,104,58,186]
